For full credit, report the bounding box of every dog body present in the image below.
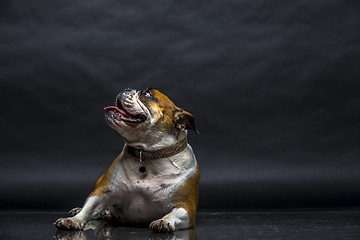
[55,88,199,232]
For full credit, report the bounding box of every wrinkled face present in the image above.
[104,88,197,150]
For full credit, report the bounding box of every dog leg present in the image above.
[149,208,190,232]
[69,207,112,221]
[54,196,104,230]
[69,207,82,216]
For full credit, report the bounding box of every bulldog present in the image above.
[54,88,200,232]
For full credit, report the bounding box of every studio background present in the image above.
[1,0,360,211]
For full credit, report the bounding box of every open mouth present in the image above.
[104,104,146,124]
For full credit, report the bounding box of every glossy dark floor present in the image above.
[1,210,360,240]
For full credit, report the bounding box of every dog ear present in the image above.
[175,110,199,134]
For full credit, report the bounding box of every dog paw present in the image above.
[149,219,174,233]
[54,217,84,230]
[69,207,82,216]
[101,209,113,221]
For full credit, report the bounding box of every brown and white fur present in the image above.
[54,88,200,232]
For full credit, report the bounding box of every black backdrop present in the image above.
[1,0,360,211]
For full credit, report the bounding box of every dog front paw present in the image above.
[54,217,85,230]
[69,207,82,216]
[150,219,174,233]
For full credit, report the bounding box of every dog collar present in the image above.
[127,137,188,173]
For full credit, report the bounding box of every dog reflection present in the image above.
[54,220,197,240]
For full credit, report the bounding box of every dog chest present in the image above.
[109,171,187,223]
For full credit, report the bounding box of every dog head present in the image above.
[104,88,198,150]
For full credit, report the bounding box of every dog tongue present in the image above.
[104,106,131,118]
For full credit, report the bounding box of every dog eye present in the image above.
[144,90,152,98]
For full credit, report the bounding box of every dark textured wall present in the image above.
[1,0,360,210]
